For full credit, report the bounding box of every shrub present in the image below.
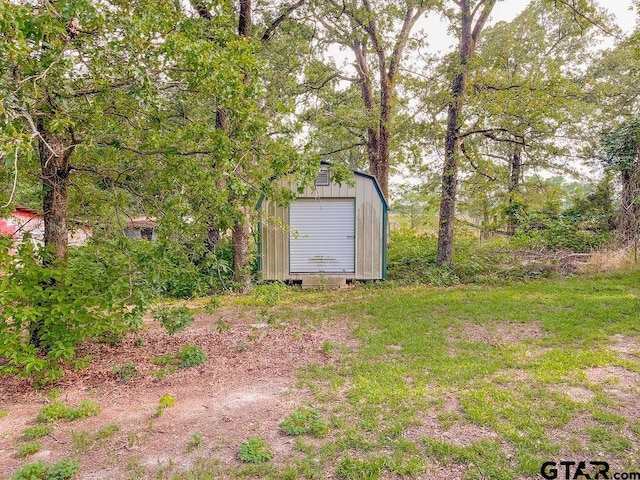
[127,235,235,299]
[280,407,328,438]
[386,229,501,284]
[22,423,53,440]
[237,437,273,464]
[11,458,80,480]
[11,461,48,480]
[152,306,194,335]
[178,345,207,368]
[36,400,100,423]
[111,361,139,383]
[155,394,175,417]
[17,441,41,458]
[0,238,147,383]
[47,458,81,480]
[335,457,385,480]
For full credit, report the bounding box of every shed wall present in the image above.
[261,174,384,281]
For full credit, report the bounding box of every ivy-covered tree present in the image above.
[602,116,640,247]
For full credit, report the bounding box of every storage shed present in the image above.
[258,162,388,284]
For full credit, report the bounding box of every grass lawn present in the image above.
[5,269,640,479]
[216,270,640,479]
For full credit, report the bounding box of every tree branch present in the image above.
[261,0,307,43]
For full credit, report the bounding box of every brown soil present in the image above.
[0,307,351,479]
[447,321,543,347]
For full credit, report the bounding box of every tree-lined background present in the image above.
[1,0,639,380]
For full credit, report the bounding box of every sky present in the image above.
[422,0,636,54]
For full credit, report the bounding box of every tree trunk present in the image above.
[375,78,393,199]
[32,119,73,350]
[618,165,640,247]
[37,119,71,262]
[506,145,522,235]
[435,0,497,266]
[232,206,252,293]
[436,72,466,267]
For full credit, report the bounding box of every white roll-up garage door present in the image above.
[290,199,355,274]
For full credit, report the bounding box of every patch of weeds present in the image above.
[133,338,145,347]
[96,423,120,440]
[47,458,81,480]
[155,394,175,417]
[17,441,41,458]
[178,345,207,368]
[253,282,286,307]
[71,430,92,455]
[97,331,123,346]
[11,461,48,480]
[322,341,335,355]
[438,412,461,430]
[186,433,202,453]
[335,457,385,480]
[152,306,194,335]
[215,319,231,333]
[630,420,640,440]
[205,296,221,313]
[36,400,100,423]
[280,407,329,438]
[236,342,249,352]
[126,456,146,480]
[0,409,7,418]
[22,423,53,440]
[237,437,273,464]
[151,345,207,377]
[112,360,139,383]
[69,356,91,371]
[46,389,61,401]
[127,432,147,449]
[585,425,633,454]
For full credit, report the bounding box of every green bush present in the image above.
[17,441,41,458]
[0,238,147,383]
[47,458,80,480]
[22,423,53,440]
[11,461,48,480]
[111,361,139,383]
[280,407,328,437]
[11,458,80,480]
[335,457,386,480]
[512,213,614,252]
[178,345,207,368]
[237,437,273,464]
[386,229,502,284]
[127,236,234,299]
[36,400,100,423]
[152,306,194,335]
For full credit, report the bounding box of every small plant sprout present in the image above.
[237,437,273,464]
[186,433,203,453]
[155,394,175,417]
[215,319,231,333]
[111,360,139,383]
[152,306,194,335]
[17,441,41,458]
[280,407,329,438]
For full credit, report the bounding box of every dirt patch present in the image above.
[609,335,640,360]
[448,321,544,347]
[0,307,352,479]
[546,414,595,454]
[563,386,596,403]
[585,366,640,390]
[405,393,497,448]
